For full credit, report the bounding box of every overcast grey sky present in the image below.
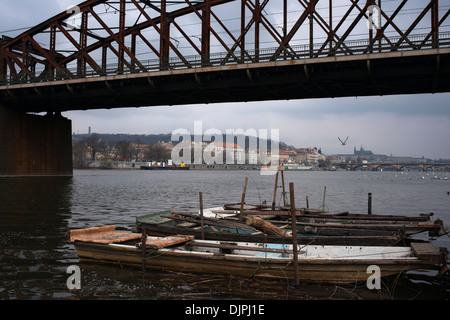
[1,1,449,159]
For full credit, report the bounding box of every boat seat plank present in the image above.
[142,235,195,250]
[411,243,443,263]
[411,243,441,256]
[68,225,142,244]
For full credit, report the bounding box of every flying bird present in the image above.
[338,137,349,146]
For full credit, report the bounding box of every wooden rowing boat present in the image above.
[218,204,448,238]
[265,217,448,237]
[134,210,405,246]
[68,225,449,284]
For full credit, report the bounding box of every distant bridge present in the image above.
[336,162,450,172]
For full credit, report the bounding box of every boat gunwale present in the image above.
[73,240,423,266]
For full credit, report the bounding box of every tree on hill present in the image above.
[144,143,171,162]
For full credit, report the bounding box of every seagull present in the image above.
[338,137,349,146]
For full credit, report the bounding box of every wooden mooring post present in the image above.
[272,171,279,210]
[281,170,286,207]
[239,177,248,222]
[322,186,327,212]
[199,192,205,240]
[289,182,300,288]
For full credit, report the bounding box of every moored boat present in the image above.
[221,204,448,238]
[245,212,448,237]
[68,225,449,285]
[223,203,434,222]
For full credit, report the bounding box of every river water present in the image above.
[0,169,449,300]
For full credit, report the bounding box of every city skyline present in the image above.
[72,130,449,162]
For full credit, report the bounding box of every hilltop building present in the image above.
[331,146,426,164]
[353,145,374,158]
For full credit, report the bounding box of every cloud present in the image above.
[0,1,72,34]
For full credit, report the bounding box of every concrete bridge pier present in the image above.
[0,107,73,177]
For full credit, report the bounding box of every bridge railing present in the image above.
[2,31,450,86]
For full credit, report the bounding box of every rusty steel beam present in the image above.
[202,0,211,65]
[118,0,126,73]
[160,0,170,70]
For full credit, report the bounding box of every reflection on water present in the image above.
[0,170,449,300]
[0,177,74,299]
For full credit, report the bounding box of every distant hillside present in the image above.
[72,133,292,149]
[72,133,172,145]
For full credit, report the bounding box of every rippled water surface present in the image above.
[1,169,449,300]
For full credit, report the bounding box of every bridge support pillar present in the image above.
[0,108,73,177]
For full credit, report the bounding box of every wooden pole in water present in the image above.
[368,192,372,215]
[281,170,286,207]
[289,182,300,288]
[239,177,248,222]
[322,186,327,212]
[272,170,279,210]
[199,192,205,240]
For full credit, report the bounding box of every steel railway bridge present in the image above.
[0,0,449,175]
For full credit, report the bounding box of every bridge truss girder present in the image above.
[0,0,448,84]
